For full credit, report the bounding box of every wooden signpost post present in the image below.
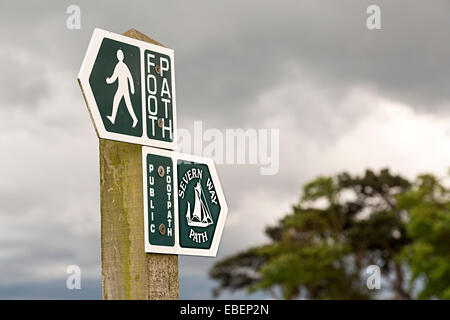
[89,29,178,300]
[99,139,178,299]
[78,28,227,300]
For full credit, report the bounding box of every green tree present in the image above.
[396,174,450,299]
[209,169,450,299]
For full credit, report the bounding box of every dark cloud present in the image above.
[0,278,101,299]
[2,0,450,121]
[0,53,50,109]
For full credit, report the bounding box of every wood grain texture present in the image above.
[123,29,166,47]
[99,30,179,300]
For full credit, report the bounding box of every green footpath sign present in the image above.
[78,29,177,149]
[142,146,228,257]
[78,28,228,257]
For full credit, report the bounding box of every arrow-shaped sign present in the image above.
[142,146,228,257]
[78,29,177,149]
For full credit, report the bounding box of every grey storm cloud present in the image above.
[0,53,50,108]
[1,0,449,123]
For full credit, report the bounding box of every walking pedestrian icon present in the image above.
[106,49,138,128]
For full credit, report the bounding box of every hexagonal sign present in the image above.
[142,146,228,256]
[78,28,177,149]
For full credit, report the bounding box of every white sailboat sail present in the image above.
[186,180,213,227]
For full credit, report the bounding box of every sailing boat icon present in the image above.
[185,180,213,228]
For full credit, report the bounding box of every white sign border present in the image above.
[142,146,228,257]
[78,28,177,150]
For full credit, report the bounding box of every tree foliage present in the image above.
[209,169,450,299]
[396,174,450,299]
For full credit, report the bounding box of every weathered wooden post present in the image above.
[99,29,179,299]
[98,30,178,300]
[100,140,179,299]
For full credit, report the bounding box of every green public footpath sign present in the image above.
[78,29,176,149]
[142,146,228,257]
[78,29,227,257]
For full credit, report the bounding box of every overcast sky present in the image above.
[0,0,449,299]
